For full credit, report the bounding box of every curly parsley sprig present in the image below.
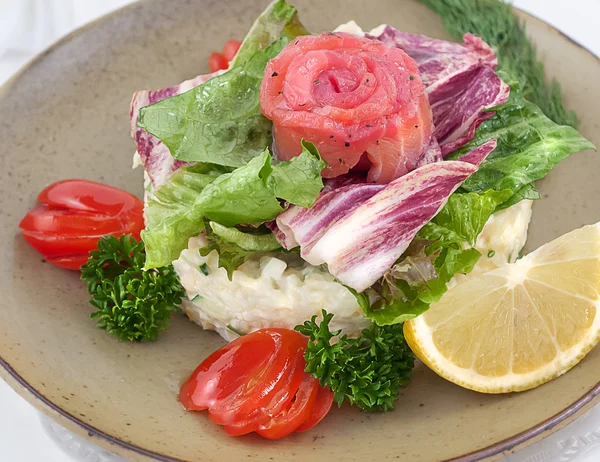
[81,235,184,342]
[295,310,415,412]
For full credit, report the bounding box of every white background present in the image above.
[1,0,599,461]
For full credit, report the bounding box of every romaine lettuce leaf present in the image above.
[209,222,282,252]
[142,163,230,269]
[270,141,328,208]
[201,222,283,279]
[448,73,595,199]
[231,0,308,67]
[142,141,325,269]
[364,190,511,325]
[197,141,325,226]
[137,39,287,167]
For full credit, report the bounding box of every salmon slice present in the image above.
[260,32,433,184]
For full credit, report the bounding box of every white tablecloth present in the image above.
[1,1,599,461]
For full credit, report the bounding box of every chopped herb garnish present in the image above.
[487,250,496,258]
[199,263,210,276]
[227,324,244,336]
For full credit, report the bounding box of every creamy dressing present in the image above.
[174,236,369,341]
[333,21,387,37]
[473,200,533,272]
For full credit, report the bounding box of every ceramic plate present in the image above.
[1,0,599,460]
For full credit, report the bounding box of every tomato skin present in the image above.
[208,329,305,426]
[208,52,228,72]
[19,207,125,236]
[181,328,334,440]
[255,374,320,440]
[222,40,242,62]
[295,384,335,432]
[19,179,144,270]
[38,180,142,216]
[179,330,277,411]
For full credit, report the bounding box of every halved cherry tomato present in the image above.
[179,330,276,411]
[212,330,306,434]
[208,52,228,73]
[19,179,144,270]
[222,349,305,436]
[222,40,242,62]
[38,180,142,216]
[295,384,335,432]
[180,328,334,440]
[256,373,320,440]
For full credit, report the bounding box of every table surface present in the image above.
[1,1,599,461]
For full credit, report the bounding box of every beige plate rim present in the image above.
[1,1,599,461]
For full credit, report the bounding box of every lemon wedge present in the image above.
[404,223,600,393]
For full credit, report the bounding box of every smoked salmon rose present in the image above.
[260,32,434,184]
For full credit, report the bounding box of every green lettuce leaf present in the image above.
[420,189,514,247]
[198,141,325,226]
[141,163,230,269]
[137,38,288,167]
[497,182,540,210]
[231,0,309,67]
[270,140,328,208]
[201,222,282,279]
[143,142,325,269]
[449,74,595,201]
[196,149,284,226]
[364,190,512,325]
[209,222,282,251]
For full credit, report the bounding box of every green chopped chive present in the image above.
[191,294,201,302]
[227,324,244,336]
[487,250,496,258]
[409,75,415,81]
[199,263,210,276]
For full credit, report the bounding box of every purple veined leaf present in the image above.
[275,157,488,292]
[265,219,299,249]
[311,160,479,291]
[275,183,385,254]
[129,70,223,188]
[454,139,497,166]
[372,27,509,156]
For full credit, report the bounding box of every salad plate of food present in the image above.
[1,0,599,460]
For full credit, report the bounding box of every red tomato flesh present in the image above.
[255,373,320,440]
[180,328,334,440]
[19,207,125,236]
[295,384,335,432]
[212,329,306,435]
[222,40,242,62]
[19,179,144,270]
[208,52,228,73]
[179,331,276,411]
[37,180,142,216]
